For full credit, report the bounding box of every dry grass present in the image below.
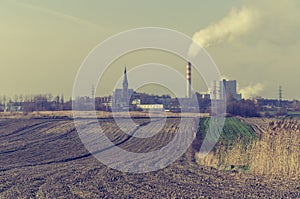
[196,118,300,179]
[249,119,300,179]
[196,140,252,171]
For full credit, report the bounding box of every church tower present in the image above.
[112,66,133,111]
[123,67,128,92]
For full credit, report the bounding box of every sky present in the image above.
[0,0,299,100]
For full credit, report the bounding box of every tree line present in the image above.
[0,94,72,112]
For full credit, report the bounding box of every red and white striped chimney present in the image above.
[186,62,192,98]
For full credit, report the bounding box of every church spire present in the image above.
[123,66,128,91]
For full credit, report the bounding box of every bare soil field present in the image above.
[0,117,299,198]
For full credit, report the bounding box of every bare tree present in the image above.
[60,94,64,110]
[14,95,19,105]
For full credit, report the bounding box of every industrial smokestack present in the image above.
[186,62,192,98]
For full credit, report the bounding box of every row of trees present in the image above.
[1,93,259,116]
[0,94,72,112]
[227,99,260,117]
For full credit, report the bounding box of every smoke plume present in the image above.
[239,83,264,99]
[188,6,260,57]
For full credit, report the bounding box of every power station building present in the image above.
[211,79,242,101]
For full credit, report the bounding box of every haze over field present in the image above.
[0,0,299,99]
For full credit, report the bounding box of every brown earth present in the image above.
[0,118,299,198]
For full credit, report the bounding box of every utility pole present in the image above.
[212,80,217,100]
[278,86,282,107]
[91,85,95,102]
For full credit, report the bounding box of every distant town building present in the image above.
[95,96,112,111]
[136,104,164,111]
[197,93,211,100]
[4,103,22,112]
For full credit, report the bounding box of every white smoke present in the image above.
[239,83,264,99]
[188,6,260,57]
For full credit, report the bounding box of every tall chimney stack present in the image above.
[186,62,192,98]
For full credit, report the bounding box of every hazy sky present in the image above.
[0,0,299,99]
